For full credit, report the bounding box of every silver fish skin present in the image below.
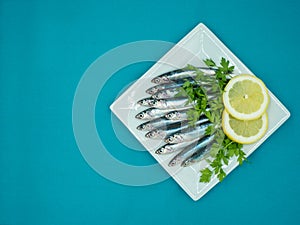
[137,97,155,107]
[165,108,212,121]
[181,141,214,167]
[150,98,194,109]
[151,87,181,99]
[151,83,219,100]
[145,115,208,139]
[146,77,218,95]
[168,135,215,167]
[145,127,181,139]
[136,117,187,131]
[165,108,191,120]
[151,67,216,84]
[146,81,190,95]
[155,140,201,155]
[165,122,211,144]
[135,108,172,120]
[151,70,195,84]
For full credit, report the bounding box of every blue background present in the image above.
[1,0,299,224]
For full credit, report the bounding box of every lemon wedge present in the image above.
[223,74,269,120]
[222,110,268,144]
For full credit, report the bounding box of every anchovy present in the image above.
[151,67,216,84]
[155,141,197,155]
[145,115,208,139]
[151,84,218,100]
[165,108,212,121]
[152,87,181,99]
[145,126,183,139]
[165,122,211,144]
[137,97,155,107]
[136,117,187,131]
[165,108,191,121]
[150,97,194,109]
[181,142,214,167]
[146,79,196,95]
[168,135,215,167]
[135,108,173,120]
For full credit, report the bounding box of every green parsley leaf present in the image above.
[200,168,213,183]
[203,58,216,67]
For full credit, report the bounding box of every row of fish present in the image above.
[135,67,218,167]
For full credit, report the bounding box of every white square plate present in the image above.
[110,23,290,200]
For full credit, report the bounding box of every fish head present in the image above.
[146,86,159,95]
[155,148,164,154]
[165,111,181,120]
[165,134,183,144]
[135,112,146,119]
[154,91,170,99]
[145,130,165,139]
[181,158,193,167]
[137,98,154,106]
[155,144,174,154]
[168,157,181,167]
[151,99,166,108]
[136,122,152,131]
[161,145,175,154]
[152,90,171,99]
[151,75,170,84]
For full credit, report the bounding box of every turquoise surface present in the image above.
[1,0,299,224]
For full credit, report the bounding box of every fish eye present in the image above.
[156,149,162,154]
[169,161,176,166]
[136,125,143,130]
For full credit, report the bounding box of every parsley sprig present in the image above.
[177,58,246,183]
[204,57,234,90]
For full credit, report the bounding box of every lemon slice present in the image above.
[223,74,269,120]
[222,110,268,144]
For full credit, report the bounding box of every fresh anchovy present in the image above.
[136,117,187,131]
[151,83,217,99]
[165,122,211,144]
[168,135,215,167]
[135,108,173,120]
[150,97,194,109]
[152,87,181,99]
[155,141,197,155]
[181,142,214,167]
[145,115,208,139]
[137,97,155,107]
[165,108,212,121]
[146,79,195,95]
[151,67,216,84]
[145,126,183,139]
[165,108,191,120]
